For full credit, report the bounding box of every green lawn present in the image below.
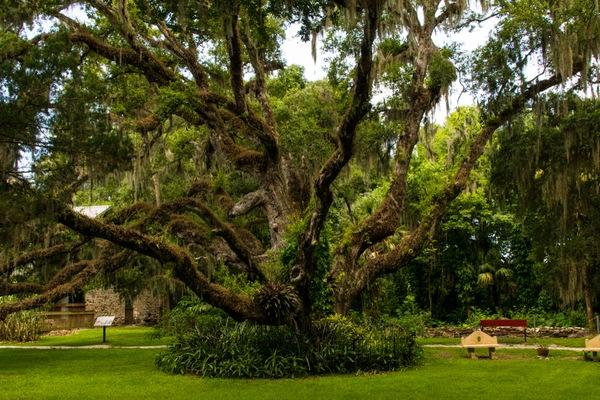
[0,326,172,347]
[1,345,600,399]
[5,327,585,348]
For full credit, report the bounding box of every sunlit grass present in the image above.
[1,346,600,400]
[2,327,587,349]
[2,329,599,399]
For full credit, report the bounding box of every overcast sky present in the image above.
[281,19,497,124]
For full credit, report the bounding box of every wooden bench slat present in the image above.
[480,319,527,327]
[479,319,528,341]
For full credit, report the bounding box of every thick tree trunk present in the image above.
[228,169,295,249]
[583,278,595,332]
[328,24,437,302]
[263,168,296,248]
[152,173,161,207]
[294,3,381,319]
[124,296,134,325]
[329,90,430,283]
[0,143,17,182]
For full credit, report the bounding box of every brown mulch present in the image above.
[44,329,80,337]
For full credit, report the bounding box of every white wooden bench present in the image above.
[461,330,498,359]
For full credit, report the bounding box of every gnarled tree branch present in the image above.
[229,190,267,217]
[55,204,269,322]
[0,251,129,320]
[0,240,87,278]
[333,62,585,312]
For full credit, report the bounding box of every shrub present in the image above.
[0,310,42,342]
[155,314,421,378]
[511,309,588,328]
[309,315,422,374]
[154,296,224,339]
[459,307,589,329]
[393,294,432,336]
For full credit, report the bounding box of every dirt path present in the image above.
[0,345,168,349]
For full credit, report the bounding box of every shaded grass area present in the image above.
[0,327,172,347]
[1,347,600,400]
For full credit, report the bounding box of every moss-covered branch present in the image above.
[55,204,269,322]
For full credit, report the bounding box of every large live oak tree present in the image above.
[1,0,598,327]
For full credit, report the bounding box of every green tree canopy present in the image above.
[1,0,598,330]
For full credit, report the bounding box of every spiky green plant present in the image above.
[0,310,42,342]
[254,283,301,322]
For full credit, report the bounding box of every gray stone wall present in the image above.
[424,326,588,338]
[133,289,162,325]
[85,288,162,325]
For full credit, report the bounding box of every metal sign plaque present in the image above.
[94,316,115,327]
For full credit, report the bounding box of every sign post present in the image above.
[94,316,115,343]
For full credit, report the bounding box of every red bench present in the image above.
[480,319,528,341]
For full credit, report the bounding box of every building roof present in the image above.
[73,205,111,219]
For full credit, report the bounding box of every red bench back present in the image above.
[480,319,527,328]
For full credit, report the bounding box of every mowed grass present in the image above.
[0,326,172,347]
[1,346,600,400]
[6,327,585,348]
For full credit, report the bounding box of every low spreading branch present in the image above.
[0,282,44,296]
[55,204,269,322]
[0,251,129,320]
[0,240,87,278]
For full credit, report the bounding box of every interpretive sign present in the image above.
[94,316,115,327]
[94,316,115,343]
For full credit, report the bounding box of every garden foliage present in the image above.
[155,310,421,378]
[0,310,41,342]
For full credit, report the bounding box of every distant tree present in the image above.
[491,97,600,328]
[387,107,534,320]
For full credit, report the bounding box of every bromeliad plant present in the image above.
[254,283,302,324]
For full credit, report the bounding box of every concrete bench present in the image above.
[461,330,498,359]
[584,335,600,361]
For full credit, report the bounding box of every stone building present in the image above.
[42,205,164,329]
[85,288,163,325]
